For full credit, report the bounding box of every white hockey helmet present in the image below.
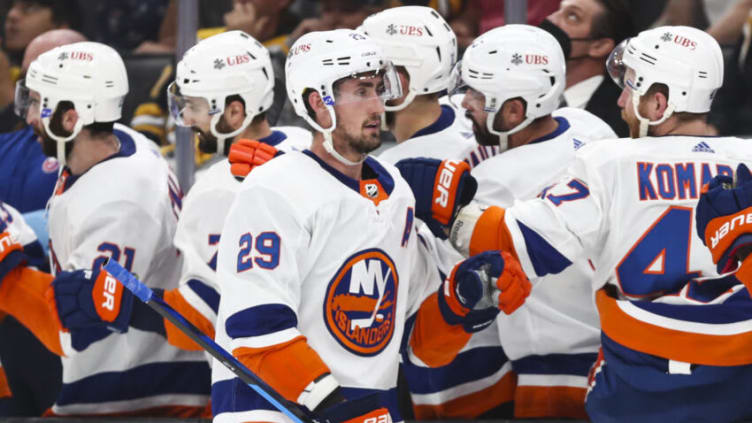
[359,6,457,111]
[607,26,723,137]
[22,41,128,163]
[286,29,402,165]
[449,24,565,150]
[168,30,274,155]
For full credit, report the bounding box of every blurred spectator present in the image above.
[449,0,562,51]
[543,0,634,137]
[2,0,81,65]
[88,0,168,54]
[387,0,464,19]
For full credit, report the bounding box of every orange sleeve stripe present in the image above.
[469,206,519,260]
[596,289,752,366]
[412,369,516,419]
[162,289,214,351]
[0,266,63,356]
[410,292,472,367]
[232,335,330,403]
[513,386,588,419]
[0,366,11,398]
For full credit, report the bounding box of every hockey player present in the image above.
[211,29,531,423]
[359,6,495,168]
[359,7,508,418]
[438,26,752,422]
[447,24,613,419]
[6,41,211,416]
[386,23,616,419]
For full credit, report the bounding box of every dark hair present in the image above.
[590,0,635,45]
[10,0,82,31]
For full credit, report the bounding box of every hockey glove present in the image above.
[0,227,25,282]
[696,163,752,273]
[228,139,280,181]
[319,393,391,423]
[438,250,531,332]
[395,158,477,239]
[49,267,134,334]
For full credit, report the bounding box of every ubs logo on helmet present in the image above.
[324,248,398,356]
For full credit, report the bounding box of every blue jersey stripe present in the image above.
[402,346,508,394]
[517,220,572,276]
[226,304,298,339]
[186,279,220,313]
[56,360,210,406]
[512,352,597,377]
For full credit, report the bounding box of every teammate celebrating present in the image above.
[441,26,752,422]
[212,29,531,423]
[7,41,211,416]
[450,24,614,419]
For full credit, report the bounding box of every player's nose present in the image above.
[617,87,629,109]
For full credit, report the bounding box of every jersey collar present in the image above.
[259,130,287,146]
[302,149,395,197]
[529,116,571,144]
[409,105,456,139]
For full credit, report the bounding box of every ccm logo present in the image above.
[101,274,118,311]
[711,212,752,248]
[435,160,461,208]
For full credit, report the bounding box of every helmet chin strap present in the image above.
[43,117,84,167]
[209,112,254,156]
[631,93,675,138]
[487,111,535,152]
[322,130,366,166]
[384,89,417,112]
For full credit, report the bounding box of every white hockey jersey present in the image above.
[378,104,497,168]
[45,124,210,415]
[213,150,440,423]
[501,136,752,366]
[172,127,312,337]
[470,107,615,418]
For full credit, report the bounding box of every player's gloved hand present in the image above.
[0,226,25,282]
[395,158,477,240]
[696,163,752,273]
[48,267,134,334]
[318,393,391,423]
[228,139,280,181]
[438,250,531,332]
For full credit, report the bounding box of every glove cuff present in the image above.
[0,249,26,282]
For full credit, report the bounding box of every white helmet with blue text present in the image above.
[286,29,402,165]
[359,6,457,111]
[606,25,723,136]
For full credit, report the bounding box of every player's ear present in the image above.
[500,98,526,129]
[651,89,670,120]
[589,38,615,59]
[61,108,79,133]
[308,90,333,129]
[224,99,246,130]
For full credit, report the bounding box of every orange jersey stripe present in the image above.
[233,335,330,403]
[469,206,519,260]
[162,289,214,351]
[513,385,587,419]
[413,370,516,419]
[596,289,752,366]
[409,292,472,367]
[0,366,11,398]
[0,266,63,356]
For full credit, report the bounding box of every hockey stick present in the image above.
[103,260,318,423]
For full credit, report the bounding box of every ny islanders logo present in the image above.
[324,248,398,356]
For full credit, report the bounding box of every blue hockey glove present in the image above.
[696,163,752,273]
[395,158,477,239]
[438,250,531,332]
[50,267,134,334]
[319,393,391,423]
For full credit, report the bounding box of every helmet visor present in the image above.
[447,61,487,111]
[326,61,403,106]
[14,79,38,119]
[167,82,219,127]
[606,39,629,89]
